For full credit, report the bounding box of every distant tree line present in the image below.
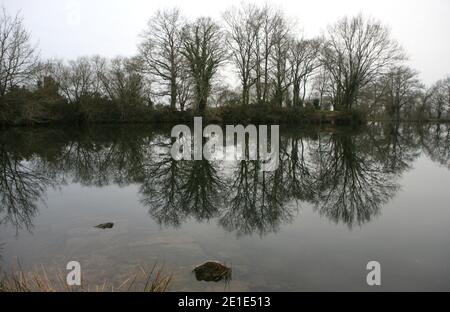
[0,4,449,125]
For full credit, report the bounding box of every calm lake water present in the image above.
[0,123,449,291]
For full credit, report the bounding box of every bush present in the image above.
[0,88,366,127]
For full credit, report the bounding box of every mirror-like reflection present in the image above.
[0,138,55,232]
[0,123,449,236]
[421,124,450,170]
[311,131,398,227]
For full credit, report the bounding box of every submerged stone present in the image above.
[193,261,232,282]
[94,222,114,229]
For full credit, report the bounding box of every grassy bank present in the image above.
[0,264,172,292]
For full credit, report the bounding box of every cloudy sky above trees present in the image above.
[3,0,450,85]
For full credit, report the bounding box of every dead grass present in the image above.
[0,262,173,292]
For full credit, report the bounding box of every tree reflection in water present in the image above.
[421,123,450,170]
[311,130,399,228]
[0,141,53,232]
[0,124,448,236]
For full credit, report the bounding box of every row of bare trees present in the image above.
[1,4,449,120]
[39,56,151,105]
[138,9,225,112]
[139,4,322,110]
[134,4,450,119]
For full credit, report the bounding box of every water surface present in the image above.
[0,123,449,291]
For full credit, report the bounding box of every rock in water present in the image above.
[193,261,232,282]
[94,222,114,229]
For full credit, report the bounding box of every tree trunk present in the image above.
[293,82,300,107]
[242,81,249,106]
[170,79,177,110]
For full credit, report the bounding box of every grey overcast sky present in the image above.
[2,0,450,85]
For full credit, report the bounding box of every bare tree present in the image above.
[430,76,450,120]
[416,85,435,120]
[90,55,108,96]
[224,4,294,106]
[139,8,185,110]
[381,66,423,120]
[56,57,94,104]
[251,5,280,104]
[102,57,148,118]
[320,14,404,109]
[288,38,321,107]
[0,8,38,96]
[312,67,335,110]
[270,13,291,107]
[181,17,225,112]
[176,64,192,111]
[223,3,259,106]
